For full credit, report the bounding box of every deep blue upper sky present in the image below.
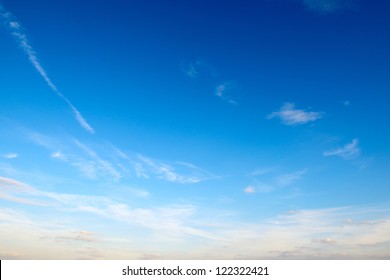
[1,0,390,259]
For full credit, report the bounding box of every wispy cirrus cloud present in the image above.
[267,103,323,126]
[0,176,213,243]
[323,138,360,160]
[2,176,390,259]
[24,128,211,184]
[1,153,18,159]
[215,82,237,105]
[55,231,96,243]
[0,4,94,134]
[50,140,122,182]
[182,60,215,78]
[137,155,210,184]
[275,168,308,187]
[24,130,123,181]
[244,168,307,194]
[0,176,54,206]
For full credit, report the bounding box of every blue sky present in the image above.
[1,0,390,259]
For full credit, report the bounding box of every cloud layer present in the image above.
[1,175,390,260]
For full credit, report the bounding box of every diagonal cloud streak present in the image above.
[0,4,94,134]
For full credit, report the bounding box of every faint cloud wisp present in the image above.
[215,83,237,105]
[323,138,360,160]
[1,153,18,159]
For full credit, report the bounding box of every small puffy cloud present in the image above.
[267,103,322,126]
[0,176,52,206]
[1,153,18,159]
[323,138,360,160]
[244,186,256,194]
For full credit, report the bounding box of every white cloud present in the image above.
[244,186,256,194]
[137,155,209,184]
[267,103,323,125]
[51,151,65,159]
[2,153,18,159]
[0,176,34,192]
[0,5,94,134]
[215,83,237,105]
[155,164,202,184]
[9,21,19,28]
[0,176,53,206]
[0,176,213,244]
[2,176,390,259]
[323,138,360,160]
[59,140,122,181]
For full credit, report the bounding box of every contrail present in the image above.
[0,4,94,134]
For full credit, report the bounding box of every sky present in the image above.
[0,0,390,259]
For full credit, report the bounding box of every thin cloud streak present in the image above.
[1,153,18,159]
[0,4,94,134]
[137,155,209,184]
[323,138,360,160]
